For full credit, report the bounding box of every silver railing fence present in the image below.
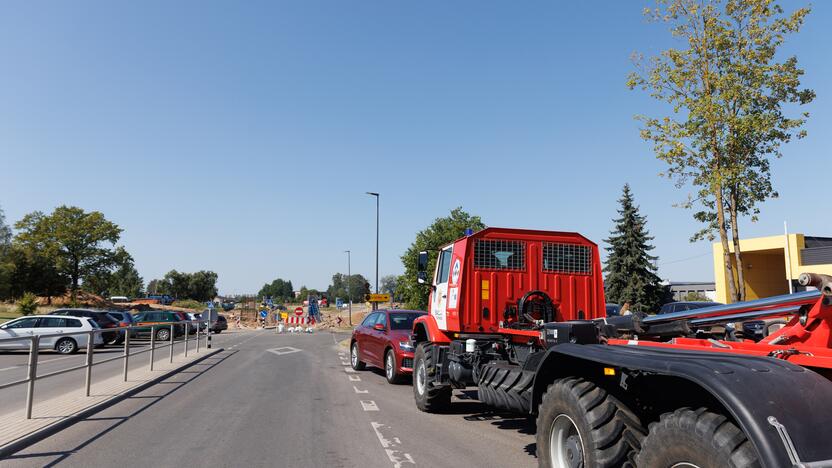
[0,319,214,419]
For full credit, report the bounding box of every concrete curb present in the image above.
[0,347,224,459]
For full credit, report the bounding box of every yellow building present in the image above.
[713,233,832,303]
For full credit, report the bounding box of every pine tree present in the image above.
[603,184,664,312]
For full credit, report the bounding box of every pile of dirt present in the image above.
[36,291,110,307]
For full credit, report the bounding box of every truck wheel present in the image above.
[350,342,366,370]
[537,377,644,468]
[413,342,451,412]
[636,407,759,468]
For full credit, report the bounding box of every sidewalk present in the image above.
[0,345,222,458]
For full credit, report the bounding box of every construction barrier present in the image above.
[286,316,311,325]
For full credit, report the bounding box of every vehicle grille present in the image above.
[542,242,592,275]
[401,358,413,369]
[474,239,526,271]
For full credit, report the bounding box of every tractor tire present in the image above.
[477,362,534,413]
[413,342,451,413]
[536,377,644,468]
[636,407,760,468]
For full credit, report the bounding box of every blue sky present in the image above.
[1,1,829,294]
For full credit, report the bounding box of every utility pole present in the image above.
[345,250,352,326]
[366,192,380,311]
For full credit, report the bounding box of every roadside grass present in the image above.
[0,303,60,323]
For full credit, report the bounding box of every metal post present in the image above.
[366,192,380,293]
[149,325,156,371]
[207,322,212,349]
[169,323,175,363]
[346,250,352,326]
[196,324,200,353]
[84,330,94,396]
[784,221,795,294]
[122,330,130,382]
[184,323,189,357]
[25,336,40,419]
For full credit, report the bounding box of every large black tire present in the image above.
[477,362,534,413]
[413,343,451,412]
[536,377,644,468]
[55,337,78,355]
[350,341,366,371]
[636,407,760,468]
[385,349,404,384]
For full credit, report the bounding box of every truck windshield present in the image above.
[389,313,424,330]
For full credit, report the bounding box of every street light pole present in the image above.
[345,250,352,326]
[366,191,380,295]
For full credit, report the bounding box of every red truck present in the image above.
[410,227,832,468]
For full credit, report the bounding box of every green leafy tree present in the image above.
[327,273,370,303]
[0,204,12,299]
[258,278,296,303]
[628,0,814,302]
[400,207,486,310]
[603,185,665,312]
[17,292,38,315]
[82,247,143,298]
[5,246,67,299]
[14,206,122,300]
[380,274,400,302]
[188,270,218,302]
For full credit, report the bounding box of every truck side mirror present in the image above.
[417,271,428,284]
[417,251,429,272]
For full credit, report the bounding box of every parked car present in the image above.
[131,311,185,341]
[605,303,621,317]
[187,312,206,331]
[52,309,123,345]
[350,310,426,384]
[211,315,228,333]
[109,296,130,304]
[145,294,174,305]
[658,301,723,314]
[172,311,197,335]
[0,315,103,354]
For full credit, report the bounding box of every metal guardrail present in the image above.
[0,319,215,419]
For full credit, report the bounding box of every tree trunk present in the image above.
[71,259,79,303]
[729,189,746,301]
[715,187,739,303]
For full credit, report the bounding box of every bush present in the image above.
[17,292,38,315]
[171,299,206,311]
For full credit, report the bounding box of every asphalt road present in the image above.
[2,329,537,468]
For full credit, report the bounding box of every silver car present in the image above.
[0,315,104,354]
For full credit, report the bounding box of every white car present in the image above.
[0,315,104,354]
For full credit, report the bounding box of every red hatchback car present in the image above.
[350,310,426,384]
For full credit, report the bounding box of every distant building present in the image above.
[712,233,832,303]
[669,282,716,301]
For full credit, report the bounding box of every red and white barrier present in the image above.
[286,316,311,325]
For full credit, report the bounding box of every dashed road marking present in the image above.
[348,374,361,381]
[353,385,368,394]
[344,367,356,373]
[360,400,379,411]
[371,422,416,467]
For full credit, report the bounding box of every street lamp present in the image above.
[366,192,380,296]
[344,250,352,326]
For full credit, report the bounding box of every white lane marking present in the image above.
[371,422,416,468]
[0,366,20,372]
[344,367,356,373]
[360,400,379,411]
[353,385,369,394]
[267,347,302,356]
[348,374,361,381]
